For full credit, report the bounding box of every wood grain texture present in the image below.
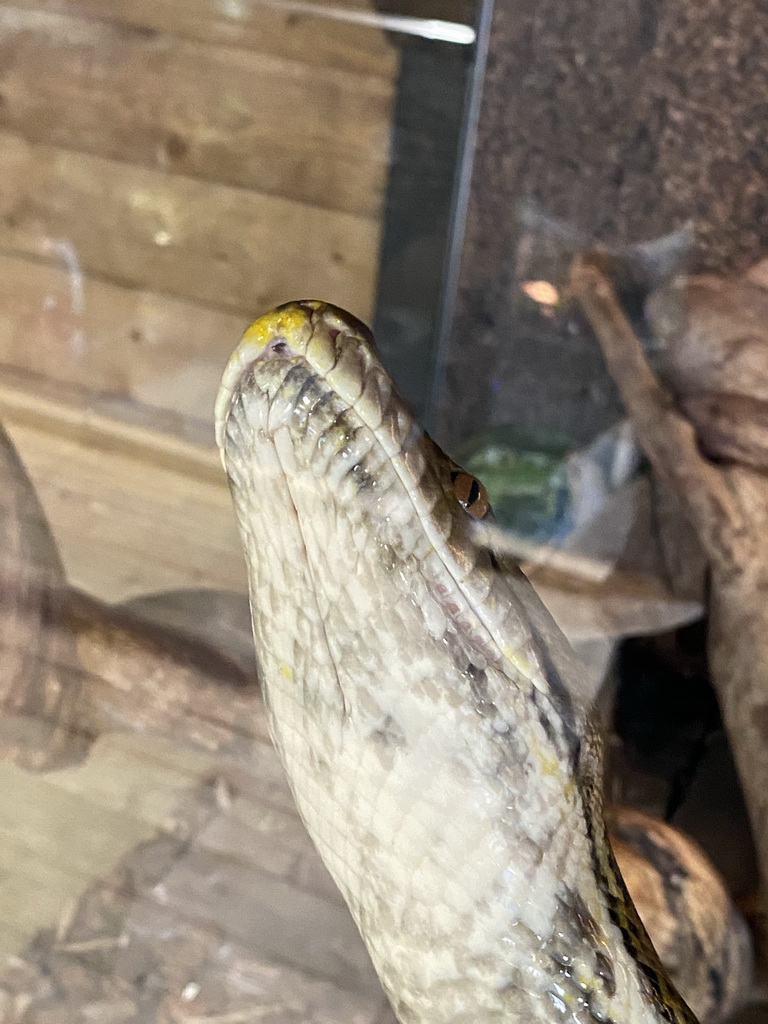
[0,131,379,321]
[4,0,474,63]
[4,0,399,77]
[0,6,393,217]
[0,416,88,772]
[0,252,247,433]
[1,411,244,603]
[0,372,223,474]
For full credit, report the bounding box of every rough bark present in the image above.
[572,259,768,894]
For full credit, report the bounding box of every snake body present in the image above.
[216,301,698,1024]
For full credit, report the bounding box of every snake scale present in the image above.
[215,300,702,1024]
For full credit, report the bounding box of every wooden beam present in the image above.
[0,131,380,321]
[4,0,475,62]
[0,252,248,435]
[0,374,222,479]
[1,409,245,602]
[0,7,394,217]
[1,0,398,77]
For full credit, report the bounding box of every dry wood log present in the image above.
[646,264,768,469]
[0,7,392,218]
[571,256,768,897]
[0,410,254,768]
[63,590,264,760]
[0,131,378,321]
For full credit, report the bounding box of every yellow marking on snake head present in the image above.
[242,303,317,350]
[215,302,326,453]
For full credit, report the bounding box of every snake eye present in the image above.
[450,471,490,519]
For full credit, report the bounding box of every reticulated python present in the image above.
[216,299,724,1024]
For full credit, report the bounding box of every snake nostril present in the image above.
[264,336,294,358]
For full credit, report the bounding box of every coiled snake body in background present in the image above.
[216,300,719,1024]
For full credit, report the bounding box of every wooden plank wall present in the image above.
[0,0,472,601]
[0,0,401,441]
[0,0,398,598]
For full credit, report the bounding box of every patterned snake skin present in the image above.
[216,300,700,1024]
